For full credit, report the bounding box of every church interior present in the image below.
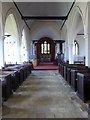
[0,1,90,119]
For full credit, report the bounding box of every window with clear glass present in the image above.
[4,36,19,64]
[73,40,79,55]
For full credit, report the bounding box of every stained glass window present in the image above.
[41,41,50,54]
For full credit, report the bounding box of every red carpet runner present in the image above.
[33,62,58,70]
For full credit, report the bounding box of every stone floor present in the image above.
[2,70,89,118]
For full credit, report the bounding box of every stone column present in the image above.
[0,37,4,68]
[64,41,69,62]
[56,43,60,53]
[0,2,4,68]
[17,39,21,64]
[85,34,90,66]
[68,43,74,64]
[85,2,90,67]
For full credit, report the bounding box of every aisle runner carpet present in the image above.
[33,62,58,70]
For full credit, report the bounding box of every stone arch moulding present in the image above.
[66,5,85,64]
[4,10,20,64]
[3,7,20,37]
[68,5,85,44]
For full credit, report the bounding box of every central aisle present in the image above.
[3,70,88,118]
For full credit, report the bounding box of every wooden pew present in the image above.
[63,64,68,80]
[11,71,20,91]
[66,64,84,85]
[77,72,90,102]
[58,62,69,78]
[64,64,76,81]
[71,67,90,91]
[3,66,22,86]
[3,64,32,89]
[88,103,90,115]
[0,71,12,101]
[1,64,32,101]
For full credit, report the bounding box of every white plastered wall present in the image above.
[29,21,61,58]
[64,2,88,64]
[75,35,85,56]
[85,1,90,67]
[30,21,61,40]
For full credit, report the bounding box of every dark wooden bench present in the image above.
[58,62,62,75]
[64,64,78,81]
[64,64,84,82]
[64,64,68,80]
[0,72,12,101]
[88,103,90,115]
[77,72,90,102]
[58,62,66,77]
[1,64,32,102]
[71,67,90,92]
[3,67,22,86]
[3,64,31,85]
[11,71,20,91]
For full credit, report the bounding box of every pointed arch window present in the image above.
[41,41,50,54]
[73,40,79,55]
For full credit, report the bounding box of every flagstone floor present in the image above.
[2,70,88,118]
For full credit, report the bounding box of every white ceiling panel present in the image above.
[15,2,73,16]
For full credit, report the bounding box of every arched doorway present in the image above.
[36,37,55,62]
[4,14,19,64]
